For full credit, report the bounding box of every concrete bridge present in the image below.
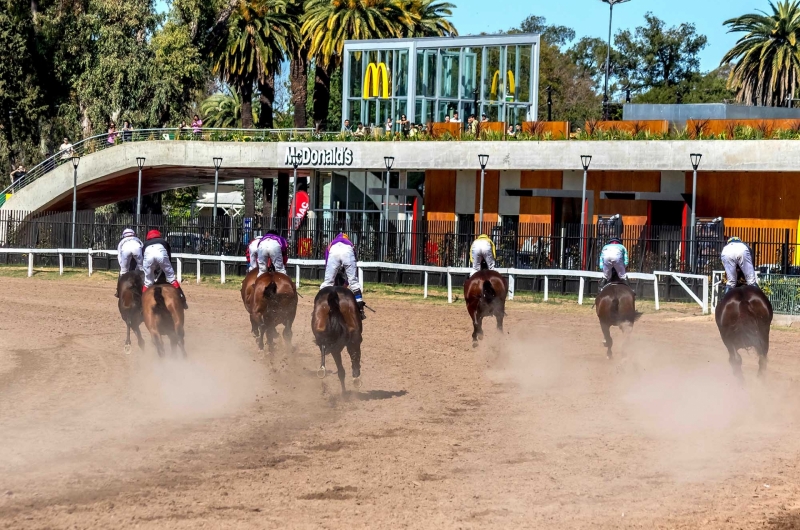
[4,138,800,213]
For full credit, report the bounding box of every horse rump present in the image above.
[482,280,497,304]
[313,289,348,347]
[264,280,278,299]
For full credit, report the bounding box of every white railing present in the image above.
[0,248,708,313]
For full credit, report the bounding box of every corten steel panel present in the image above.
[693,171,800,221]
[520,170,561,217]
[474,170,500,219]
[424,170,457,219]
[587,171,660,217]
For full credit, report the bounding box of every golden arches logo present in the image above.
[363,62,389,99]
[490,70,515,100]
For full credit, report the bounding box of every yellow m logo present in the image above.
[490,70,515,100]
[363,62,390,99]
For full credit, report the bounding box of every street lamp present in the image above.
[601,0,631,120]
[580,155,592,269]
[689,153,702,272]
[7,110,14,171]
[136,157,146,222]
[212,157,222,221]
[290,153,301,240]
[478,154,489,233]
[70,156,81,261]
[383,156,395,226]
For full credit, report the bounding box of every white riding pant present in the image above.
[257,239,286,276]
[248,239,260,271]
[721,242,756,288]
[143,245,176,288]
[602,256,627,281]
[118,240,143,274]
[470,239,495,275]
[320,243,361,293]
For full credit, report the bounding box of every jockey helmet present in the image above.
[266,229,278,236]
[727,236,742,244]
[608,237,622,245]
[121,228,136,239]
[146,229,162,240]
[339,232,349,240]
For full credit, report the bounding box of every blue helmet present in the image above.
[608,237,622,245]
[727,236,742,244]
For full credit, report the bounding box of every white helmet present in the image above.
[121,228,136,239]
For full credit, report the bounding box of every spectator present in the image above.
[122,120,133,142]
[59,137,74,161]
[399,114,410,137]
[515,124,522,135]
[354,122,365,136]
[468,115,478,134]
[342,119,352,133]
[451,111,461,123]
[444,115,450,123]
[385,117,393,134]
[506,124,515,136]
[10,165,26,186]
[191,114,203,135]
[481,114,489,123]
[107,122,117,145]
[179,120,190,131]
[409,124,418,138]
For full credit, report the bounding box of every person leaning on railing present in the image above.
[9,165,26,187]
[59,137,74,162]
[122,120,133,142]
[191,115,202,138]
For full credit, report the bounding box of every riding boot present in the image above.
[353,289,366,320]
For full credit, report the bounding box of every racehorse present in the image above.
[311,285,363,394]
[463,266,508,348]
[117,257,145,353]
[595,269,641,359]
[248,271,298,353]
[142,284,186,358]
[241,268,259,335]
[715,284,773,379]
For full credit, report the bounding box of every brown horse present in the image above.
[595,272,641,359]
[248,271,298,352]
[117,263,145,354]
[241,268,259,335]
[311,286,363,394]
[715,285,773,379]
[464,269,508,348]
[142,284,186,358]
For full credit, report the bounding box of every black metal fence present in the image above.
[1,210,798,275]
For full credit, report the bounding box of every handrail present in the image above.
[0,127,317,200]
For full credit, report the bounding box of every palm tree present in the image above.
[721,0,800,106]
[285,0,309,129]
[401,0,457,37]
[301,0,415,131]
[200,90,259,128]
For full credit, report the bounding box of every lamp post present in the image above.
[290,153,301,241]
[383,156,395,226]
[212,157,222,222]
[7,110,14,170]
[689,153,702,273]
[546,85,553,122]
[580,155,592,268]
[136,157,145,223]
[70,156,81,265]
[478,154,489,234]
[601,0,631,120]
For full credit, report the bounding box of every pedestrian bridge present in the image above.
[3,128,799,213]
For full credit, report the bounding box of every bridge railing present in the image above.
[0,247,708,313]
[0,127,316,204]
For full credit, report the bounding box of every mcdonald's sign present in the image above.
[490,70,515,101]
[363,62,390,99]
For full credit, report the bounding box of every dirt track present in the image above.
[3,274,800,529]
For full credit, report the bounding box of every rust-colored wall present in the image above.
[424,170,456,221]
[589,171,661,219]
[474,170,500,222]
[689,171,800,223]
[519,170,561,223]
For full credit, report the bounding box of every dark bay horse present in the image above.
[595,271,641,359]
[463,269,508,348]
[311,286,363,394]
[117,261,145,353]
[241,268,259,335]
[249,271,298,352]
[142,285,186,358]
[715,285,773,379]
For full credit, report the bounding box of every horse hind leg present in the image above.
[601,322,613,359]
[348,337,363,389]
[133,323,145,350]
[124,320,132,354]
[282,322,293,354]
[330,348,347,394]
[758,332,770,377]
[151,333,166,358]
[726,342,744,382]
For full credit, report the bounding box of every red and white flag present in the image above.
[292,190,310,230]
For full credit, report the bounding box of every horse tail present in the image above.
[153,286,169,315]
[482,280,496,304]
[264,281,278,299]
[739,298,766,353]
[633,311,643,322]
[610,297,620,318]
[325,290,346,341]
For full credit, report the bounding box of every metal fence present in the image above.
[760,274,800,315]
[2,210,798,276]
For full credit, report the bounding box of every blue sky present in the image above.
[450,0,769,72]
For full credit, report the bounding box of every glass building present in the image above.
[342,34,541,129]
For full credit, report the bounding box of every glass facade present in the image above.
[311,170,420,223]
[342,34,540,129]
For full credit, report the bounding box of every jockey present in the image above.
[721,236,757,293]
[256,230,288,276]
[470,234,496,275]
[599,237,628,286]
[320,232,366,320]
[142,229,188,309]
[246,236,260,272]
[115,228,143,297]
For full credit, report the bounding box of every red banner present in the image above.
[292,191,310,230]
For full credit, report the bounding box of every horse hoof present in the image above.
[123,344,131,354]
[472,341,479,348]
[352,376,363,389]
[317,366,327,379]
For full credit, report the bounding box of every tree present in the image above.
[286,0,308,129]
[402,0,457,38]
[201,89,259,127]
[722,0,800,106]
[615,13,707,95]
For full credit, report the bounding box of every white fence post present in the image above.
[447,270,453,304]
[59,253,64,276]
[578,276,585,305]
[196,259,201,284]
[543,276,548,301]
[358,267,364,289]
[87,249,93,276]
[27,252,33,277]
[508,274,515,300]
[702,275,709,315]
[220,257,226,284]
[177,257,182,283]
[296,264,300,289]
[423,271,428,299]
[653,277,660,311]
